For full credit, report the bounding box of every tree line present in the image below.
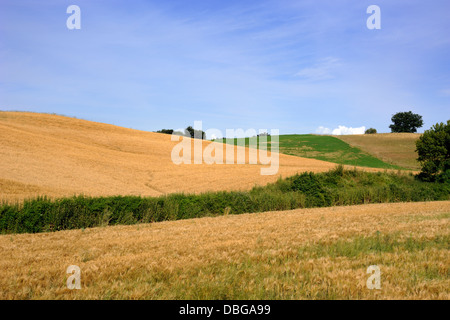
[156,126,206,139]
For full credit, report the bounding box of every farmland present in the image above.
[216,134,408,170]
[0,111,448,300]
[336,133,422,170]
[0,201,448,299]
[2,0,449,304]
[1,166,448,234]
[0,112,341,203]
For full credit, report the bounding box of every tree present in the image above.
[415,120,450,182]
[389,111,423,133]
[185,126,205,139]
[365,128,377,134]
[156,129,174,135]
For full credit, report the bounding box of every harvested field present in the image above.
[0,112,379,203]
[336,133,421,170]
[0,201,448,299]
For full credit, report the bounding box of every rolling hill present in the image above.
[0,112,346,203]
[216,134,410,169]
[1,112,448,301]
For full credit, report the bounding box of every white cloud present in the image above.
[315,126,332,134]
[295,57,341,81]
[316,125,366,135]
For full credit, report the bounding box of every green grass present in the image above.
[304,233,450,259]
[216,134,402,169]
[1,166,448,234]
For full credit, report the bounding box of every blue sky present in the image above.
[1,0,449,137]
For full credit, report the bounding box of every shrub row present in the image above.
[1,166,448,234]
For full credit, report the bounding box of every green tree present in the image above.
[365,128,377,134]
[415,120,450,182]
[185,126,205,139]
[389,111,423,133]
[156,129,174,135]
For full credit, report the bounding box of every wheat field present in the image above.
[0,112,385,203]
[1,112,447,300]
[0,112,334,202]
[0,201,448,299]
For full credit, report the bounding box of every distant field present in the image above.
[1,201,448,299]
[336,133,421,170]
[217,134,401,170]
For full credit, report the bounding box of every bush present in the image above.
[365,128,377,134]
[290,172,332,207]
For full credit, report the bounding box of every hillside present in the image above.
[217,134,401,169]
[0,112,345,203]
[1,201,448,299]
[336,133,421,170]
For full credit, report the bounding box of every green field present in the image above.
[216,134,402,169]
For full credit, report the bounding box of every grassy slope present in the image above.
[1,201,449,299]
[336,133,421,170]
[217,134,402,169]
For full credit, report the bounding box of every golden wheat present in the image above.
[0,201,448,299]
[0,112,387,203]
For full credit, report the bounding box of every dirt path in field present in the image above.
[0,112,385,203]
